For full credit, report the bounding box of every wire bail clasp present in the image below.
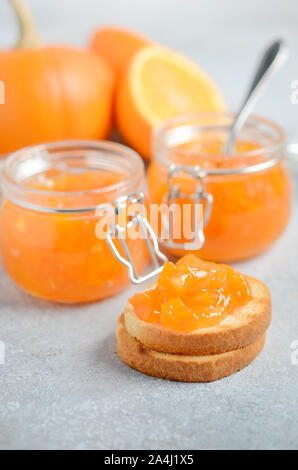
[161,164,213,250]
[97,191,167,284]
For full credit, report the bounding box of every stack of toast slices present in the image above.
[117,276,271,382]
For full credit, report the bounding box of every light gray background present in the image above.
[0,0,298,450]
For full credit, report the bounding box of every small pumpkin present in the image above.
[0,0,115,154]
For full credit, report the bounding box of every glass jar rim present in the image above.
[1,140,145,213]
[153,112,285,175]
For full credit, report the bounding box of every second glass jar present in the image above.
[149,113,291,262]
[0,141,150,303]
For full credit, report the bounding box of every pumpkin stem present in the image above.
[10,0,42,48]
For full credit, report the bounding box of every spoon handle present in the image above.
[224,39,289,155]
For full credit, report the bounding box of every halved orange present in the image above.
[116,46,226,159]
[90,26,152,79]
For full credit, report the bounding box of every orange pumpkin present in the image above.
[0,0,115,155]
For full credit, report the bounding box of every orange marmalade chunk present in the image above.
[129,255,252,332]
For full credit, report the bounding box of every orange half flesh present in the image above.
[116,46,226,159]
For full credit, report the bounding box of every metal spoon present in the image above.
[223,39,289,155]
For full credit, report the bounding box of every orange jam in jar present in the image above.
[0,141,149,303]
[149,113,291,262]
[129,255,252,332]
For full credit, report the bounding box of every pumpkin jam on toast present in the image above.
[117,255,271,381]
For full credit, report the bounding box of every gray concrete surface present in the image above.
[0,0,298,450]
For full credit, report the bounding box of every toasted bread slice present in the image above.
[124,276,271,356]
[117,315,265,382]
